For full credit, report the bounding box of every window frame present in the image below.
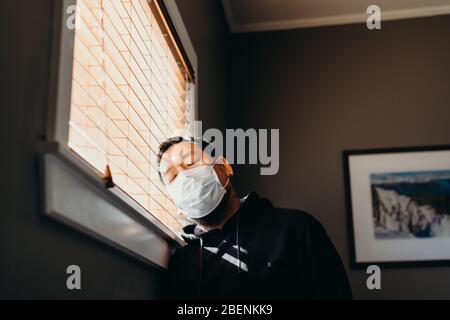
[43,0,198,268]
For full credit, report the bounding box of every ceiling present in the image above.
[222,0,450,33]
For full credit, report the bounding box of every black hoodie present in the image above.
[162,192,352,299]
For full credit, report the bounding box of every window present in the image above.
[67,0,195,235]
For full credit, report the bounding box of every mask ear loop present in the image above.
[211,157,230,189]
[223,177,230,189]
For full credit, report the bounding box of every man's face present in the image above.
[159,142,231,188]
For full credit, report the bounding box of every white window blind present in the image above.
[68,0,192,234]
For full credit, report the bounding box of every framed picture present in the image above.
[343,145,450,268]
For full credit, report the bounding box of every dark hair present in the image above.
[157,136,214,183]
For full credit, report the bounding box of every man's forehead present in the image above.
[159,142,204,170]
[166,141,199,159]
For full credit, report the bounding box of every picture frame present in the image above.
[343,145,450,268]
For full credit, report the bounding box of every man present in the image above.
[159,136,352,299]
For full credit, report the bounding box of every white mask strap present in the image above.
[211,157,230,189]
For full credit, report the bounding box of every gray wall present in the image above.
[227,16,450,299]
[0,0,229,299]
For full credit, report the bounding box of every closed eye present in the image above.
[165,171,176,185]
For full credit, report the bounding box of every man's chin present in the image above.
[194,189,231,225]
[212,190,231,214]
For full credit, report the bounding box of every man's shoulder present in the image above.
[169,241,198,266]
[266,205,319,226]
[247,192,322,230]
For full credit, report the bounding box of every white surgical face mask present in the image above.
[166,161,229,219]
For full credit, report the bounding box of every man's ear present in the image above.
[216,155,233,177]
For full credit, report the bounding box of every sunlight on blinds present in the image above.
[68,0,192,234]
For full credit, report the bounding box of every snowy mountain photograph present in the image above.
[370,170,450,239]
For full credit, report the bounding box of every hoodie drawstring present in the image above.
[236,211,241,276]
[197,210,241,296]
[199,237,203,296]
